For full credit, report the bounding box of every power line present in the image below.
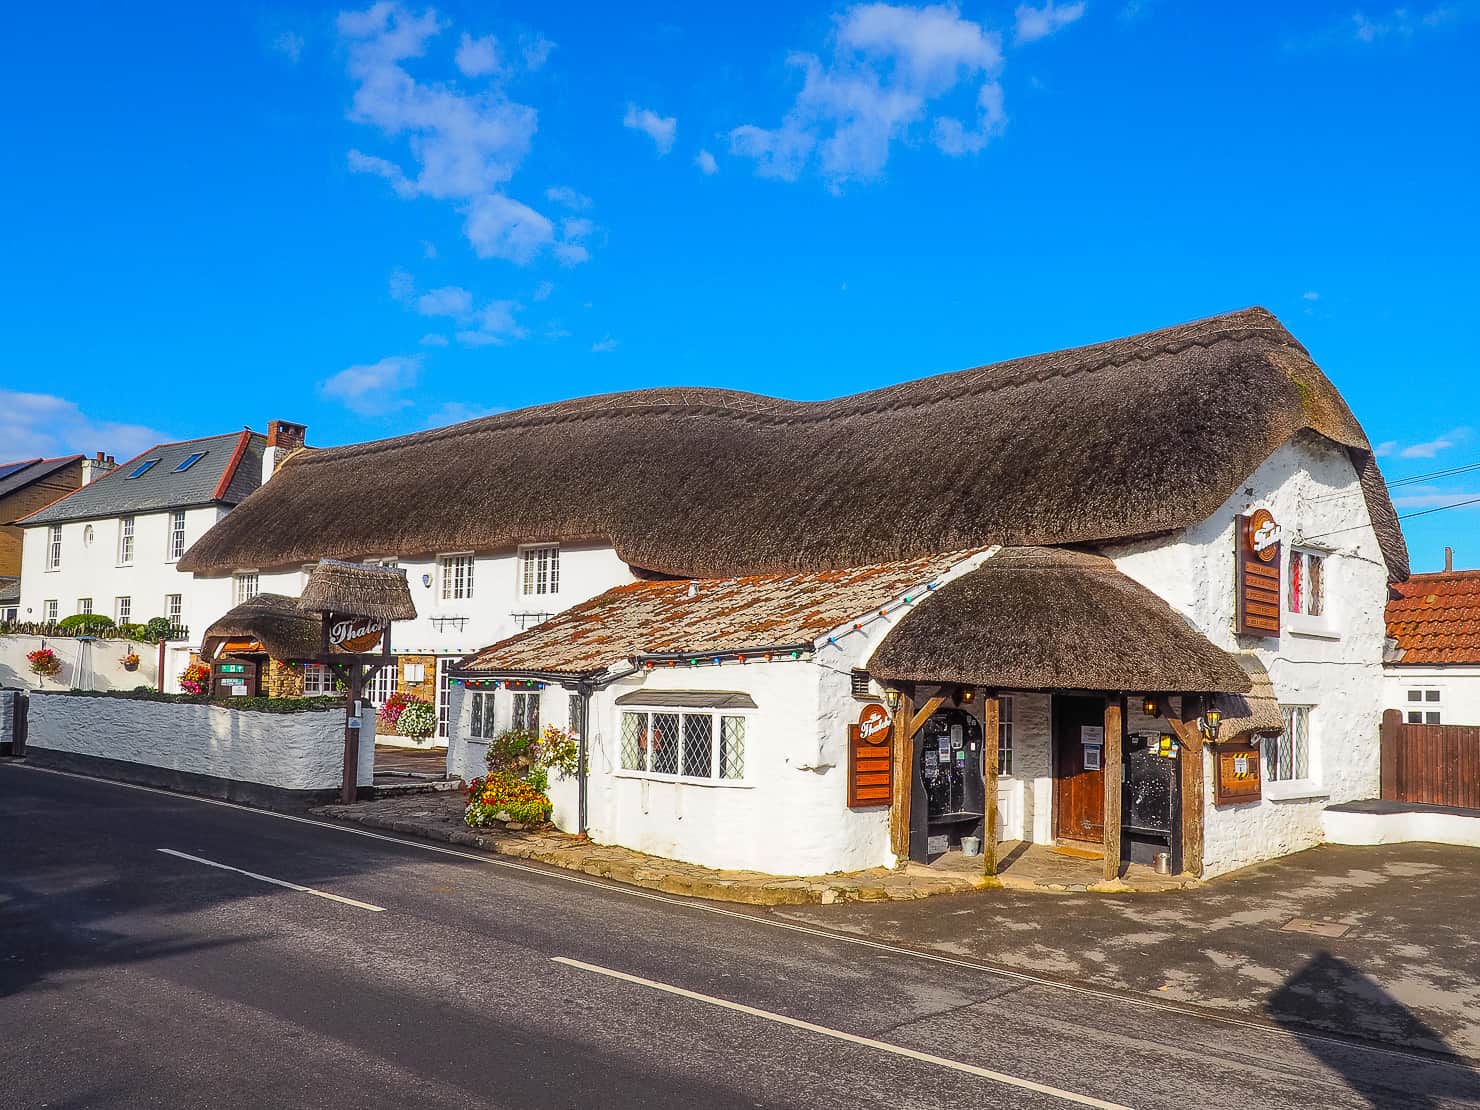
[1309,456,1480,502]
[1301,494,1480,543]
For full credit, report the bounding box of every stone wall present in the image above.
[265,659,306,699]
[25,691,374,800]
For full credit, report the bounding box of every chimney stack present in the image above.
[263,420,308,483]
[1445,546,1455,573]
[80,451,117,485]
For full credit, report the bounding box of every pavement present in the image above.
[5,763,1480,1109]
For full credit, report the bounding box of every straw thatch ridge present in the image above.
[868,548,1253,694]
[298,558,417,622]
[178,308,1407,581]
[1215,654,1284,740]
[201,593,323,663]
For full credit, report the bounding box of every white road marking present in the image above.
[157,848,385,912]
[552,955,1133,1110]
[13,765,1468,1078]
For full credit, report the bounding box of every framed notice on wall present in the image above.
[847,704,893,809]
[1236,510,1282,638]
[1213,739,1262,804]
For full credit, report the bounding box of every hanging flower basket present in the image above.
[27,647,61,680]
[121,652,141,672]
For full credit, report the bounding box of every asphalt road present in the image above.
[3,765,1479,1109]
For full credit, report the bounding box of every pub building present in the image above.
[178,308,1407,880]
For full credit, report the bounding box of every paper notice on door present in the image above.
[1083,745,1102,771]
[1080,725,1104,745]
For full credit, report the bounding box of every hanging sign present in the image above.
[1236,509,1282,637]
[327,615,388,654]
[847,703,893,809]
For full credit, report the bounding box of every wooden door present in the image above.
[1054,695,1106,844]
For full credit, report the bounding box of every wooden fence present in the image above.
[1380,709,1480,810]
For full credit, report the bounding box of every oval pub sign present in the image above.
[328,616,387,654]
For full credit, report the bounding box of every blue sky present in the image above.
[2,1,1476,570]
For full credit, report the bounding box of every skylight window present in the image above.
[174,451,207,473]
[126,459,160,479]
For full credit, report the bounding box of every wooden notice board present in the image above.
[1236,509,1282,638]
[1213,739,1262,804]
[848,704,894,808]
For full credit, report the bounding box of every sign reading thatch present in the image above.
[1235,510,1282,638]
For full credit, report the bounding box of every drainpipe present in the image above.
[575,680,592,836]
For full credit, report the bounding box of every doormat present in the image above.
[1052,844,1104,861]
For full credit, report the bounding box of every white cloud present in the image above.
[272,30,306,62]
[392,271,528,343]
[1374,440,1398,457]
[1302,290,1320,301]
[728,3,1005,187]
[1286,4,1471,49]
[591,337,619,353]
[1014,1,1087,44]
[623,104,678,154]
[545,185,592,210]
[532,280,554,301]
[695,149,719,174]
[1392,486,1480,510]
[338,3,565,263]
[420,332,450,346]
[425,401,504,428]
[1398,428,1471,459]
[455,32,500,76]
[0,391,167,462]
[415,285,475,316]
[521,32,555,70]
[320,354,422,415]
[421,238,438,258]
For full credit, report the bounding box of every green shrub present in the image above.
[39,689,344,714]
[58,613,115,633]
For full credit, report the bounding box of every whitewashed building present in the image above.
[179,309,1409,879]
[1385,556,1480,727]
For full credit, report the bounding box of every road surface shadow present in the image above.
[1269,952,1480,1108]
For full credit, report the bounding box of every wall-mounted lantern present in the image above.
[1143,695,1160,718]
[1199,706,1223,742]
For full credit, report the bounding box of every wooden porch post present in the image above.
[1169,695,1205,878]
[889,688,915,861]
[341,662,363,804]
[1102,698,1123,883]
[981,693,1000,880]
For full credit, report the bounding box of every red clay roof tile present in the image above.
[1386,570,1480,665]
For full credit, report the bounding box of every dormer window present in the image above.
[126,459,159,479]
[174,451,207,473]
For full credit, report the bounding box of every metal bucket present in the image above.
[961,836,982,857]
[1153,851,1171,875]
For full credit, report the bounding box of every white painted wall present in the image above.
[1105,432,1390,877]
[26,692,375,792]
[1384,667,1480,727]
[0,634,160,692]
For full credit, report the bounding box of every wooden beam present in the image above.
[341,663,364,804]
[889,690,915,861]
[908,694,948,737]
[1102,698,1123,883]
[981,694,1000,879]
[1172,697,1205,878]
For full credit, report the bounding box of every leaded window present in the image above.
[618,709,748,782]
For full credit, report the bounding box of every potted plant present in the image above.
[397,701,437,742]
[121,651,141,672]
[178,661,211,696]
[26,647,62,683]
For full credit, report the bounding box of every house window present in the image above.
[117,516,135,565]
[1287,550,1325,617]
[302,663,333,695]
[166,594,182,626]
[173,451,207,473]
[43,600,58,622]
[998,695,1014,775]
[520,545,560,596]
[46,525,62,570]
[234,572,259,604]
[619,709,747,782]
[850,669,872,699]
[512,691,541,733]
[1405,688,1442,725]
[364,664,396,707]
[440,554,474,601]
[1266,705,1312,782]
[168,511,187,561]
[470,691,497,739]
[436,658,454,737]
[568,693,585,737]
[115,596,131,624]
[77,598,92,615]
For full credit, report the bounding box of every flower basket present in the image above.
[27,647,62,681]
[397,701,437,740]
[178,661,211,696]
[121,652,141,672]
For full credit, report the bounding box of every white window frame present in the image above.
[302,663,334,696]
[234,571,259,605]
[1263,704,1325,800]
[77,598,92,615]
[115,596,131,624]
[117,516,135,566]
[997,694,1014,776]
[1404,687,1443,726]
[518,544,560,598]
[439,553,474,602]
[364,663,396,707]
[43,599,58,622]
[469,690,498,740]
[615,706,751,786]
[46,525,62,571]
[1285,547,1337,639]
[167,510,187,562]
[435,658,454,738]
[165,593,183,627]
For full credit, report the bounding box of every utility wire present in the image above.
[1308,457,1480,502]
[1301,494,1480,543]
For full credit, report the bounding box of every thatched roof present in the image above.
[200,593,323,663]
[1214,654,1284,740]
[298,559,417,622]
[457,550,977,678]
[868,548,1252,694]
[178,308,1407,581]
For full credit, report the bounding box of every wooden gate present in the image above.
[1380,709,1480,810]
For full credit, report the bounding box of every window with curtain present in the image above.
[619,709,747,782]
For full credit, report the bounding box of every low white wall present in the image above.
[0,635,161,692]
[1324,807,1480,849]
[27,692,374,794]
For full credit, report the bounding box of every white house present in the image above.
[16,429,268,679]
[177,308,1408,879]
[1385,555,1480,726]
